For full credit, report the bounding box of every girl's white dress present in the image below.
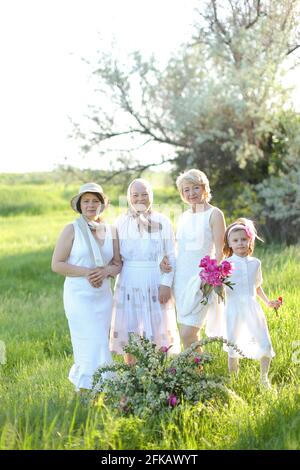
[223,254,275,359]
[63,221,114,390]
[173,206,223,335]
[110,213,181,354]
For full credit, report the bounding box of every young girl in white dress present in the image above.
[109,178,181,363]
[223,218,282,388]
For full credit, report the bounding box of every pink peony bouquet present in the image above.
[199,256,235,305]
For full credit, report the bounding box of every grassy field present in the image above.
[0,182,300,450]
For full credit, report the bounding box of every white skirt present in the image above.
[223,295,275,359]
[110,261,181,354]
[174,272,224,337]
[64,277,113,390]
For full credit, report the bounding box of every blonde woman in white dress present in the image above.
[109,178,181,363]
[161,169,226,349]
[52,183,122,392]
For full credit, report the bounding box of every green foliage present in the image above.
[66,1,300,243]
[92,335,243,418]
[0,170,178,217]
[0,199,300,449]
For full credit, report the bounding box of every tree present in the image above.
[75,0,300,185]
[74,1,300,242]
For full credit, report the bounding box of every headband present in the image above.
[227,224,256,241]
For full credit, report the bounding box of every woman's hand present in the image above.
[160,255,172,273]
[87,267,108,288]
[159,285,171,304]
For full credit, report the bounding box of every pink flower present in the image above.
[168,368,177,374]
[200,270,222,287]
[194,356,201,364]
[160,346,171,353]
[199,255,235,304]
[273,296,283,315]
[199,256,218,269]
[168,394,178,407]
[220,260,234,277]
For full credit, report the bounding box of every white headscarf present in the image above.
[127,178,161,233]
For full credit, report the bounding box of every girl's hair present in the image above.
[176,169,212,202]
[223,218,262,257]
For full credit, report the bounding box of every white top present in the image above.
[116,212,175,287]
[65,221,114,290]
[173,206,224,333]
[176,207,215,268]
[174,207,215,288]
[226,254,263,297]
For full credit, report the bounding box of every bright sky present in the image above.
[0,0,299,174]
[0,0,199,173]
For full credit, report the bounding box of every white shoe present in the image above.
[260,377,272,390]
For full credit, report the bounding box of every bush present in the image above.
[92,335,242,418]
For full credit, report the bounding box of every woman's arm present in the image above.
[106,226,123,277]
[210,207,226,263]
[51,224,90,277]
[160,217,176,288]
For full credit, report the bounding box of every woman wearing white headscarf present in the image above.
[109,178,180,362]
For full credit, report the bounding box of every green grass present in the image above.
[0,187,300,449]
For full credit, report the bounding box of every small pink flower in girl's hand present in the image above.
[274,296,283,315]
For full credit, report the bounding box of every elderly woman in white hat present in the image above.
[52,182,122,392]
[109,178,180,363]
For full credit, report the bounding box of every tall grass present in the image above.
[0,183,299,449]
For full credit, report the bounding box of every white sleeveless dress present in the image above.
[223,254,275,359]
[173,206,223,335]
[63,221,114,390]
[109,213,181,354]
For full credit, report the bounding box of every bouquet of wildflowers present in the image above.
[92,334,243,418]
[199,256,234,305]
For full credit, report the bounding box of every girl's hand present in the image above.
[160,256,172,273]
[268,296,283,311]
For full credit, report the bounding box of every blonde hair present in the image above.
[223,218,262,257]
[176,169,212,202]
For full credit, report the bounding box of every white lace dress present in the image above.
[173,206,223,336]
[63,221,114,390]
[223,254,275,359]
[109,212,181,354]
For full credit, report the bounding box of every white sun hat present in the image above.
[70,182,108,213]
